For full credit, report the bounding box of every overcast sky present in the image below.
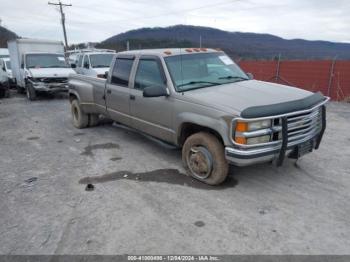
[1,0,349,44]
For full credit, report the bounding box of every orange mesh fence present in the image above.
[238,60,350,101]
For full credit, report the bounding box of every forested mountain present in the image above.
[98,25,350,60]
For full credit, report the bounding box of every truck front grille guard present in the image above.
[231,98,329,164]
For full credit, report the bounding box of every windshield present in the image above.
[164,52,249,92]
[26,54,68,69]
[5,61,11,70]
[89,54,114,68]
[0,55,9,59]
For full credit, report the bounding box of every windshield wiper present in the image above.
[93,65,108,68]
[177,81,221,88]
[218,76,249,81]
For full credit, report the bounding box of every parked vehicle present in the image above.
[8,38,76,100]
[67,48,115,67]
[68,48,329,185]
[0,57,15,87]
[0,48,9,59]
[0,58,10,98]
[72,52,114,78]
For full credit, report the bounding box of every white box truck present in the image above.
[8,38,76,100]
[0,48,9,59]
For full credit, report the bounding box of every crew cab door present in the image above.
[129,55,174,143]
[105,55,135,126]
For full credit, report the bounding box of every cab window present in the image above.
[77,55,83,67]
[111,58,134,87]
[134,59,164,90]
[82,55,89,68]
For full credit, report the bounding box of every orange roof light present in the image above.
[193,48,200,52]
[185,48,193,52]
[164,51,172,55]
[200,48,207,51]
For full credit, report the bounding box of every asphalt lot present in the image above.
[0,92,350,255]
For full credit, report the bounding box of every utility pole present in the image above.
[48,1,72,50]
[199,35,202,48]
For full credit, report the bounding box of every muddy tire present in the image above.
[71,99,89,128]
[26,83,37,101]
[182,132,229,185]
[89,114,99,127]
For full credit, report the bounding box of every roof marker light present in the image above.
[164,51,172,55]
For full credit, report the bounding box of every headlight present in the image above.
[248,120,271,131]
[247,135,271,145]
[234,120,272,145]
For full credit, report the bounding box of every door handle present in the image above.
[130,94,136,100]
[107,89,112,94]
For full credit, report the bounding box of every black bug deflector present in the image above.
[241,92,326,119]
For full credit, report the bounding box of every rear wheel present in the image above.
[26,83,37,101]
[89,114,99,127]
[182,132,229,185]
[71,99,89,128]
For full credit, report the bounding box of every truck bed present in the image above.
[68,74,107,115]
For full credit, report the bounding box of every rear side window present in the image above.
[134,59,164,90]
[111,58,134,87]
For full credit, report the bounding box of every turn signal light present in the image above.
[235,137,247,144]
[234,122,247,144]
[235,122,248,132]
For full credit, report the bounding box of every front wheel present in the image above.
[26,83,36,101]
[182,132,229,185]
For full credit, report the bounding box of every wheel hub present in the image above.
[188,146,213,179]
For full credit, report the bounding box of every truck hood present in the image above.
[29,68,76,78]
[181,80,313,114]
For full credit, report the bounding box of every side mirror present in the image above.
[21,63,24,69]
[143,85,168,98]
[84,62,89,69]
[246,72,254,80]
[2,67,6,72]
[71,63,76,69]
[104,71,108,79]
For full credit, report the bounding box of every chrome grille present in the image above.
[287,107,322,144]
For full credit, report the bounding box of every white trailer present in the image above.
[7,38,75,100]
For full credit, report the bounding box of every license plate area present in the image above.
[297,139,314,157]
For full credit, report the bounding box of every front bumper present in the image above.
[225,101,328,167]
[225,135,319,166]
[32,82,69,92]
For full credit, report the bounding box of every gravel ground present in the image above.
[0,92,350,255]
